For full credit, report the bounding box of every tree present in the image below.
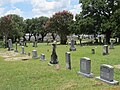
[0,14,24,47]
[79,0,120,44]
[47,10,73,44]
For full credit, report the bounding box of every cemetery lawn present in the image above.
[0,43,120,90]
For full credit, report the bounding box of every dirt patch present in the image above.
[0,51,32,61]
[105,87,120,90]
[114,65,120,69]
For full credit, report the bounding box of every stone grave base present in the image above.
[69,48,76,51]
[32,57,39,59]
[77,71,93,78]
[96,77,119,85]
[0,51,32,61]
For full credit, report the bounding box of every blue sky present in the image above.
[0,0,81,19]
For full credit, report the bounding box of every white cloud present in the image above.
[31,0,70,17]
[5,7,23,16]
[0,7,5,17]
[70,4,82,16]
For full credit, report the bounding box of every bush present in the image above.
[0,41,4,48]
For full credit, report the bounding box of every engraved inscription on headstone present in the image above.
[66,52,71,70]
[96,64,119,85]
[77,57,93,78]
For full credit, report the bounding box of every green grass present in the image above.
[0,43,120,90]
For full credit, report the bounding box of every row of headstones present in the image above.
[8,39,38,51]
[28,46,119,85]
[77,57,119,85]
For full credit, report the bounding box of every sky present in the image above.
[0,0,81,19]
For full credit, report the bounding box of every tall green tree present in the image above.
[47,10,73,44]
[0,14,24,47]
[79,0,120,44]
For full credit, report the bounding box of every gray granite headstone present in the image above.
[66,52,71,70]
[77,57,93,78]
[21,46,25,54]
[96,64,119,85]
[110,40,114,49]
[49,43,58,64]
[103,45,109,55]
[69,39,76,51]
[8,39,13,51]
[40,53,46,60]
[32,50,39,59]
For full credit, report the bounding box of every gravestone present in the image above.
[91,48,95,54]
[103,45,109,55]
[21,46,25,54]
[32,50,39,59]
[14,42,18,52]
[77,57,93,78]
[69,39,76,51]
[40,53,46,60]
[96,64,119,85]
[8,39,13,51]
[30,36,36,47]
[109,40,114,49]
[49,42,58,64]
[66,52,71,70]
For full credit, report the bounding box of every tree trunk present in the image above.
[98,37,102,43]
[60,34,67,45]
[105,30,111,44]
[51,33,56,40]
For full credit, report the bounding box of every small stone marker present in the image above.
[69,39,76,51]
[91,48,95,54]
[103,45,109,55]
[40,53,46,60]
[96,64,119,85]
[21,46,25,54]
[49,42,58,64]
[32,50,39,59]
[8,39,13,51]
[66,52,71,70]
[110,40,114,49]
[77,57,93,78]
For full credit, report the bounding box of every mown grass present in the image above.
[0,43,120,90]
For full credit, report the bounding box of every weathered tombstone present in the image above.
[91,48,95,54]
[14,42,18,52]
[8,39,13,51]
[77,57,93,78]
[32,50,39,59]
[21,46,25,54]
[109,40,114,49]
[66,52,71,70]
[103,45,109,55]
[30,36,36,47]
[49,42,58,64]
[40,53,46,60]
[96,64,119,85]
[69,39,76,51]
